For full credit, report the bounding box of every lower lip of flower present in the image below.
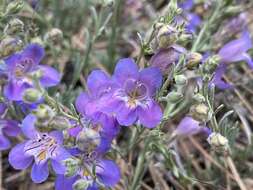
[24,134,58,163]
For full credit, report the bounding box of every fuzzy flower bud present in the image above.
[44,28,63,44]
[207,132,229,151]
[32,104,55,122]
[193,93,205,103]
[157,25,178,48]
[0,36,23,58]
[4,18,24,35]
[49,116,71,130]
[174,74,187,86]
[63,158,80,177]
[186,52,203,69]
[202,55,221,75]
[76,128,101,152]
[73,179,91,190]
[167,91,183,103]
[22,88,42,104]
[190,103,209,122]
[6,0,24,15]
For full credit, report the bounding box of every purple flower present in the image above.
[8,114,70,183]
[75,70,120,138]
[0,102,7,116]
[218,30,253,68]
[105,58,163,128]
[69,124,113,155]
[0,119,20,150]
[174,116,211,136]
[150,45,186,75]
[211,64,232,89]
[55,159,120,190]
[1,44,61,101]
[212,30,253,89]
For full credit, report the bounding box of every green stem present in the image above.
[107,0,122,71]
[191,1,222,52]
[129,144,148,190]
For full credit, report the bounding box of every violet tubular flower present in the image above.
[75,70,120,139]
[0,119,20,150]
[1,43,61,101]
[212,30,253,89]
[8,114,70,183]
[150,45,186,75]
[174,116,211,137]
[106,58,163,128]
[218,30,253,68]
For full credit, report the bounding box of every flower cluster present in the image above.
[0,41,163,189]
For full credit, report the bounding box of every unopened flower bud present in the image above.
[157,25,178,48]
[190,103,209,122]
[22,88,42,104]
[186,52,203,69]
[101,0,114,6]
[174,75,187,86]
[63,158,80,177]
[49,116,71,130]
[177,32,194,43]
[4,18,24,35]
[30,37,44,46]
[76,128,101,152]
[32,104,55,122]
[202,55,220,74]
[193,93,205,103]
[6,0,24,15]
[29,69,43,79]
[0,36,23,58]
[207,132,229,151]
[44,28,63,44]
[167,91,183,103]
[73,179,91,190]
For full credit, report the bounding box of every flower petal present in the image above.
[51,159,65,174]
[49,130,63,144]
[55,175,77,190]
[31,162,49,183]
[22,44,45,65]
[175,116,209,136]
[137,100,162,128]
[8,142,33,169]
[21,114,38,139]
[1,120,20,137]
[219,30,252,63]
[0,134,11,150]
[96,159,120,187]
[0,103,7,116]
[3,79,30,101]
[87,70,111,96]
[75,92,90,115]
[241,53,253,69]
[211,64,232,89]
[139,67,162,96]
[39,65,61,87]
[53,147,71,161]
[113,58,139,84]
[116,101,137,126]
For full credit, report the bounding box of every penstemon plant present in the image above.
[0,0,253,190]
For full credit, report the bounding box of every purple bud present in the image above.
[150,45,186,75]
